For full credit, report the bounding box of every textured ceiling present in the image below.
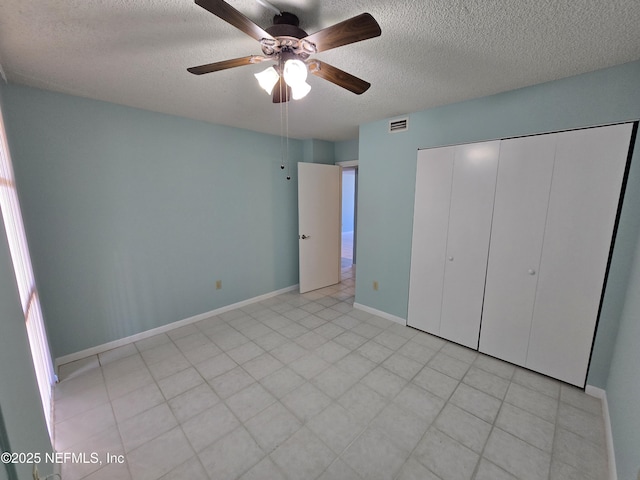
[0,0,639,141]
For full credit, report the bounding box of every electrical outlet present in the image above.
[215,280,222,290]
[32,464,40,480]
[373,281,379,291]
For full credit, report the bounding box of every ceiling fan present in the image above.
[187,0,382,102]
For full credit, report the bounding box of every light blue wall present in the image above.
[302,139,335,164]
[0,85,53,480]
[607,234,640,480]
[2,84,303,358]
[335,138,359,162]
[0,446,8,480]
[356,60,640,476]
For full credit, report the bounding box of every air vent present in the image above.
[389,117,409,133]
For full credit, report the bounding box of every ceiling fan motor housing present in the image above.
[273,12,299,27]
[266,12,307,37]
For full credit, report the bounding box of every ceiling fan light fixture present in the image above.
[291,81,311,100]
[254,66,280,94]
[282,59,308,87]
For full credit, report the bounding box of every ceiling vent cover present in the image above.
[389,117,409,133]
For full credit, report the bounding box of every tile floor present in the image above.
[53,266,609,480]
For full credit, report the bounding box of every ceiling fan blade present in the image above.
[308,60,371,94]
[195,0,274,42]
[272,77,292,103]
[302,13,381,53]
[187,55,266,75]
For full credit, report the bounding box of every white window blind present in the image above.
[0,103,55,437]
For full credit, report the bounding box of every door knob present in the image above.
[448,256,454,261]
[528,269,536,275]
[300,234,311,240]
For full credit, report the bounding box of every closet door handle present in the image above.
[528,269,536,275]
[448,256,454,261]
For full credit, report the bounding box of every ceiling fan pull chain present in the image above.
[280,75,285,171]
[285,92,291,180]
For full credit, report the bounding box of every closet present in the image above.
[408,123,635,387]
[407,141,499,349]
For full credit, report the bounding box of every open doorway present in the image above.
[341,166,357,268]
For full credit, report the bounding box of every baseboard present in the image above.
[352,302,406,326]
[585,384,617,480]
[55,284,299,370]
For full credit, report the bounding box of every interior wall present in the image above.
[2,83,303,359]
[302,139,335,164]
[334,138,359,162]
[0,80,53,479]
[356,59,640,476]
[0,452,7,480]
[608,224,640,480]
[606,232,640,480]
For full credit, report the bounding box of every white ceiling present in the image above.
[1,0,639,141]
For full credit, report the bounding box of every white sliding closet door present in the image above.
[526,123,633,386]
[408,147,456,334]
[479,135,557,365]
[408,142,498,347]
[439,141,499,348]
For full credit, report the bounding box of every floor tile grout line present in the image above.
[398,350,476,479]
[310,325,452,480]
[95,365,133,480]
[54,266,610,480]
[189,308,604,472]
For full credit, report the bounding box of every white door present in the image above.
[298,163,342,293]
[479,134,557,365]
[408,146,456,334]
[526,123,633,386]
[439,141,499,348]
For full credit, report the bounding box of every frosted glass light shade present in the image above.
[254,66,280,95]
[291,81,311,100]
[283,59,308,86]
